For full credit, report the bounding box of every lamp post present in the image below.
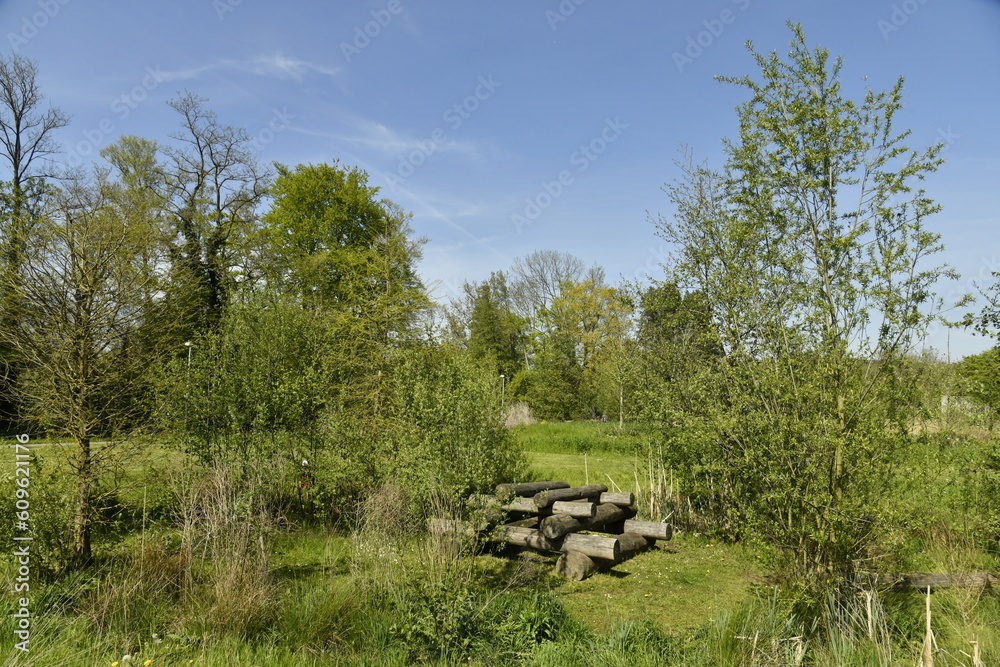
[500,374,505,408]
[184,341,193,372]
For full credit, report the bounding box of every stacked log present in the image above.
[461,480,672,581]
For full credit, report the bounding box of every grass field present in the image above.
[3,421,998,665]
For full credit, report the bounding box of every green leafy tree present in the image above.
[1,168,172,567]
[650,24,955,588]
[957,347,1000,426]
[460,272,527,378]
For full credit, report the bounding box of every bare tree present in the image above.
[508,249,605,322]
[0,53,68,424]
[161,92,270,333]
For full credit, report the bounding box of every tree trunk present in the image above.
[71,436,93,568]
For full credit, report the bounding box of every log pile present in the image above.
[444,480,673,581]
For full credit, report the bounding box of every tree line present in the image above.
[2,24,999,593]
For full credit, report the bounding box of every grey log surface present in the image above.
[534,484,608,508]
[539,514,583,540]
[553,501,597,518]
[555,551,597,581]
[616,532,651,561]
[599,492,635,506]
[496,481,570,497]
[622,520,673,541]
[501,497,597,518]
[539,503,627,539]
[891,572,997,589]
[496,525,620,561]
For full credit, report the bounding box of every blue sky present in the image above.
[4,0,999,357]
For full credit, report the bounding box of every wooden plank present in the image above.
[622,520,673,541]
[496,481,570,497]
[599,491,635,506]
[534,484,608,508]
[555,551,597,581]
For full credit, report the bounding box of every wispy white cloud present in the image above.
[295,116,483,160]
[159,53,340,83]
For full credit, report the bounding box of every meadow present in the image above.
[2,418,997,666]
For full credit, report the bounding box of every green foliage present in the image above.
[650,24,955,590]
[390,347,527,505]
[957,346,1000,420]
[464,271,528,378]
[158,294,332,469]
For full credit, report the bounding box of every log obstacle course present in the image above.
[446,480,673,581]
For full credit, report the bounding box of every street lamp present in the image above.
[500,374,505,407]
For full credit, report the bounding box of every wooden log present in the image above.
[616,532,651,561]
[496,525,560,552]
[502,497,596,517]
[540,503,627,539]
[496,481,570,497]
[506,516,539,529]
[540,514,583,540]
[553,501,597,518]
[562,533,620,561]
[534,484,608,508]
[588,503,627,530]
[622,520,673,541]
[503,496,541,513]
[555,551,597,581]
[893,572,997,590]
[495,526,620,561]
[599,491,635,506]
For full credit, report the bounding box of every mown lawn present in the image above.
[511,420,766,634]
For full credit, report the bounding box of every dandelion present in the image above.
[112,663,119,667]
[144,661,152,666]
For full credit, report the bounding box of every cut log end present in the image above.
[556,551,597,581]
